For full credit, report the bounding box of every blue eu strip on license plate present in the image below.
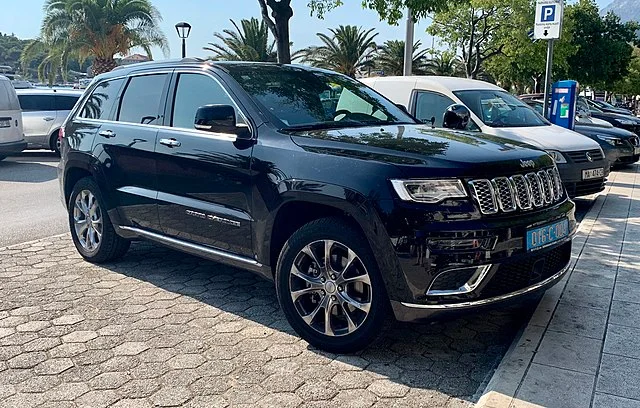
[526,219,570,251]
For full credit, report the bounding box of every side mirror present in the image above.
[395,103,409,114]
[194,104,251,139]
[442,104,470,130]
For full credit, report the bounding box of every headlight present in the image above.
[596,135,623,146]
[391,179,467,203]
[546,150,567,164]
[615,119,635,125]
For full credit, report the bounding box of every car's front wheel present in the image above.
[69,177,130,263]
[50,130,61,156]
[276,217,388,353]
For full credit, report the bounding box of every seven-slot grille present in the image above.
[468,167,564,215]
[566,149,604,163]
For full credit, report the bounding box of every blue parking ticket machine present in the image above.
[549,80,578,130]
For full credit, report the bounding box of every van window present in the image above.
[79,78,125,120]
[55,95,80,111]
[118,74,167,125]
[414,91,457,127]
[0,81,20,111]
[171,73,243,129]
[18,95,55,111]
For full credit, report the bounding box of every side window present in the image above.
[18,95,55,112]
[0,81,20,110]
[118,74,168,125]
[414,91,457,127]
[79,78,125,120]
[335,87,389,121]
[55,95,80,111]
[171,73,244,129]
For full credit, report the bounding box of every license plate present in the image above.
[0,120,10,128]
[582,168,604,180]
[634,147,640,155]
[526,219,570,252]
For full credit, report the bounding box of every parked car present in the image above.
[362,76,608,198]
[523,99,640,167]
[17,89,82,155]
[0,75,26,161]
[578,96,640,135]
[585,98,633,116]
[2,73,33,89]
[59,61,577,352]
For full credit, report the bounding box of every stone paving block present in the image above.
[593,393,640,408]
[547,302,608,339]
[597,353,640,400]
[533,329,602,374]
[614,281,640,304]
[560,284,613,310]
[610,300,640,329]
[604,324,640,359]
[514,363,594,408]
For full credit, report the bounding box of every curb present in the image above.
[1,232,70,252]
[474,190,609,408]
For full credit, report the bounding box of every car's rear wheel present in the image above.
[49,130,61,156]
[69,177,130,263]
[276,217,387,353]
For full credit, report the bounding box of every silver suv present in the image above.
[17,89,82,154]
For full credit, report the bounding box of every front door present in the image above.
[18,94,56,145]
[155,71,254,257]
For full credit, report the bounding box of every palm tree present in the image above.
[424,51,464,77]
[27,0,168,78]
[298,25,378,77]
[204,18,276,62]
[375,40,429,76]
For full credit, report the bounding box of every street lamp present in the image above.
[175,22,192,58]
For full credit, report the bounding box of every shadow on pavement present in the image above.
[0,159,58,183]
[98,241,539,402]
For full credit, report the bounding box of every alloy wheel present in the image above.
[73,190,103,252]
[289,239,372,337]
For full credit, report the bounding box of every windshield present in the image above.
[225,65,416,130]
[454,89,550,128]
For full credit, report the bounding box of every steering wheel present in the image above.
[333,109,352,121]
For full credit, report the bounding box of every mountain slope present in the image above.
[601,0,640,23]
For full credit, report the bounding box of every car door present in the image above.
[92,72,170,232]
[18,94,56,145]
[155,70,254,257]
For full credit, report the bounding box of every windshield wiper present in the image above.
[282,121,369,131]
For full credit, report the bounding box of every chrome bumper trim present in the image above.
[426,264,493,296]
[401,262,570,310]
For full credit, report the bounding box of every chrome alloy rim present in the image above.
[73,190,103,252]
[289,240,372,337]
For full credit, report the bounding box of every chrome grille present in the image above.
[630,136,639,147]
[469,167,564,215]
[566,149,604,163]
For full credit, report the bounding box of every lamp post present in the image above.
[175,22,192,58]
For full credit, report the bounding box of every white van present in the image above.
[362,76,608,197]
[0,75,26,161]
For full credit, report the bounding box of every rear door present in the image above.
[0,80,22,144]
[18,94,56,144]
[94,72,170,232]
[155,70,254,257]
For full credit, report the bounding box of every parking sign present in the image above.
[534,0,564,39]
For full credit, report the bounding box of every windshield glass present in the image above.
[225,65,416,129]
[454,89,550,127]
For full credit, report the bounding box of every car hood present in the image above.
[289,124,553,175]
[591,111,640,123]
[575,124,637,139]
[490,124,601,151]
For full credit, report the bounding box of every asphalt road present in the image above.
[0,151,68,247]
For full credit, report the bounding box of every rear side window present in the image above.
[414,91,456,127]
[55,95,80,111]
[79,78,125,120]
[118,74,168,125]
[0,81,20,111]
[171,73,243,129]
[18,95,55,111]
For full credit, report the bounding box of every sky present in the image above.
[0,0,615,60]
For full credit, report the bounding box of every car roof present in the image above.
[0,75,9,82]
[16,88,83,96]
[363,75,504,93]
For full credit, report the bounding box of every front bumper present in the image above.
[378,198,576,322]
[557,160,608,198]
[0,139,27,156]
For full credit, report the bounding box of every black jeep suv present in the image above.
[59,60,576,352]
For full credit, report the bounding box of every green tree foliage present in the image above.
[205,18,277,62]
[298,25,378,77]
[28,0,169,78]
[424,50,464,77]
[309,0,457,24]
[374,40,428,75]
[0,33,30,72]
[613,47,640,95]
[566,0,639,90]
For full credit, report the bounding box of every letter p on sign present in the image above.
[541,5,556,22]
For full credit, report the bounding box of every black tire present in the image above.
[275,217,388,353]
[49,130,61,156]
[69,177,130,263]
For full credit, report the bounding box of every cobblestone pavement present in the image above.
[0,235,538,408]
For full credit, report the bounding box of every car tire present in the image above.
[49,130,61,156]
[275,217,388,353]
[68,177,130,263]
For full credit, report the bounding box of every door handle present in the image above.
[98,130,116,138]
[159,138,181,148]
[43,117,55,122]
